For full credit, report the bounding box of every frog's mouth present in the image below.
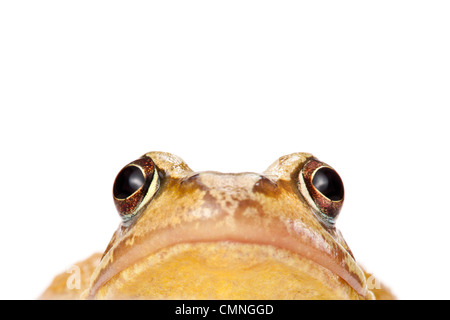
[87,215,370,300]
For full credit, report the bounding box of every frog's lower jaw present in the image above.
[92,242,365,300]
[87,216,371,300]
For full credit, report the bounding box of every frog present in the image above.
[40,151,394,300]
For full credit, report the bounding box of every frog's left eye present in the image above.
[298,159,344,225]
[113,155,160,221]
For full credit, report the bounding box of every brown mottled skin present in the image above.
[41,152,394,300]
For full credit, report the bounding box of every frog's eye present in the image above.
[298,159,344,225]
[113,155,160,221]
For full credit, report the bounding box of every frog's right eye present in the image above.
[298,158,344,226]
[113,155,160,222]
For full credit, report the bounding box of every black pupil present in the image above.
[312,167,344,201]
[113,166,145,199]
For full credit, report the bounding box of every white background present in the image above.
[1,1,449,300]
